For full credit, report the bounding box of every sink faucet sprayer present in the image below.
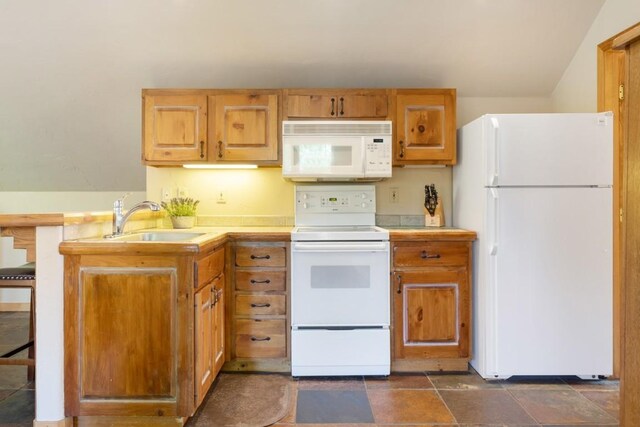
[108,193,162,237]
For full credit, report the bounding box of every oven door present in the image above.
[291,241,390,326]
[282,136,365,179]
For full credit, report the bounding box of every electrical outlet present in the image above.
[390,187,400,203]
[216,192,227,204]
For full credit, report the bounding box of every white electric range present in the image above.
[290,185,390,376]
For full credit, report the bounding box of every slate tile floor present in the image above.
[0,312,621,426]
[0,312,35,427]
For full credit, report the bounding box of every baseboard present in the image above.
[0,302,30,312]
[33,418,73,427]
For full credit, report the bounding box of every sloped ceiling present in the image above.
[0,0,605,190]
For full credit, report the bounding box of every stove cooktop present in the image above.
[291,225,389,241]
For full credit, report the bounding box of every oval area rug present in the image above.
[188,373,292,427]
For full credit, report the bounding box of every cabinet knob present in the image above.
[399,140,405,158]
[396,274,402,294]
[250,254,271,260]
[250,279,271,284]
[339,97,344,116]
[217,140,224,158]
[199,141,205,159]
[250,336,271,342]
[330,98,336,116]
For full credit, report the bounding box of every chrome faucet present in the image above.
[110,193,161,236]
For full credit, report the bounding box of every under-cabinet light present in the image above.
[183,164,259,169]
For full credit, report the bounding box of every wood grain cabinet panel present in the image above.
[391,240,472,371]
[235,319,286,358]
[142,90,280,166]
[235,246,286,267]
[229,241,288,370]
[80,269,176,399]
[286,93,388,119]
[212,93,279,161]
[394,90,457,165]
[63,243,227,423]
[143,95,207,163]
[194,284,214,406]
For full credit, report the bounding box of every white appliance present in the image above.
[453,112,613,379]
[282,121,392,181]
[290,185,390,376]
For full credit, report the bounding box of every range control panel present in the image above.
[295,185,376,214]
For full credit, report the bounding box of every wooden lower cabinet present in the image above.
[225,241,289,371]
[391,240,472,372]
[62,242,225,425]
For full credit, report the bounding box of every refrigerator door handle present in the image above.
[489,117,500,186]
[489,188,499,255]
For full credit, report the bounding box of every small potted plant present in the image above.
[161,197,200,229]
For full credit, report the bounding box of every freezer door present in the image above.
[485,187,612,377]
[485,113,612,187]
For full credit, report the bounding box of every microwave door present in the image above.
[283,136,364,177]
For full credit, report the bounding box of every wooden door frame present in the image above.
[597,35,625,379]
[598,20,640,427]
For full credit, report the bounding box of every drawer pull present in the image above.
[250,303,271,308]
[396,274,402,294]
[250,336,271,342]
[250,279,271,284]
[250,254,271,260]
[421,250,441,259]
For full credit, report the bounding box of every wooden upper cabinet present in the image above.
[143,95,208,163]
[211,93,279,162]
[394,89,457,165]
[285,90,389,119]
[142,90,280,165]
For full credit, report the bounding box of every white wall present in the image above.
[552,0,640,111]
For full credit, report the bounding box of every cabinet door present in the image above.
[287,94,388,118]
[212,274,225,376]
[392,269,469,359]
[395,91,456,164]
[143,95,207,163]
[194,284,213,406]
[212,93,278,161]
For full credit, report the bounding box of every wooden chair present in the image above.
[0,263,36,381]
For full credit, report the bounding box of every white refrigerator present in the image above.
[453,113,613,379]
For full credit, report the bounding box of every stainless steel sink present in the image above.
[106,232,205,242]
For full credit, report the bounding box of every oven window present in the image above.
[310,265,370,289]
[293,145,352,168]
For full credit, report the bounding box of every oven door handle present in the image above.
[292,242,389,252]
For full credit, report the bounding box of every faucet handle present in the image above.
[114,192,131,209]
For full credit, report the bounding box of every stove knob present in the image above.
[303,203,309,209]
[361,202,367,208]
[361,193,367,199]
[302,193,308,200]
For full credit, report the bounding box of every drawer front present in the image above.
[235,319,286,358]
[236,246,286,268]
[235,294,286,316]
[235,270,286,292]
[197,245,225,288]
[393,242,468,268]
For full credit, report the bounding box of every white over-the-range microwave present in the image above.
[281,120,392,181]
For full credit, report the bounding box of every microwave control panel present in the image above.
[364,136,392,177]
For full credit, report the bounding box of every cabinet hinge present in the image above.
[619,84,625,101]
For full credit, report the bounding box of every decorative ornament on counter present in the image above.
[424,184,445,227]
